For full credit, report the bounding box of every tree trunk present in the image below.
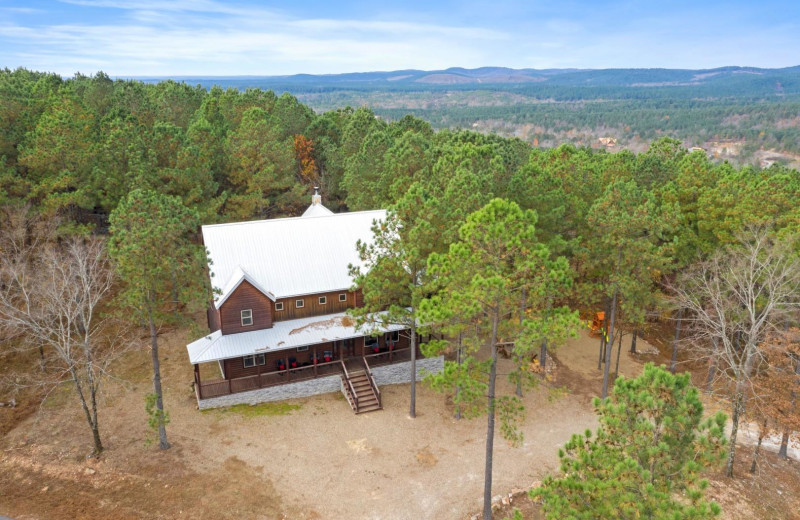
[540,340,547,379]
[778,430,790,459]
[69,366,103,455]
[482,313,500,520]
[409,324,417,419]
[597,333,606,370]
[750,420,767,473]
[630,329,638,354]
[516,288,526,397]
[456,332,462,420]
[727,390,744,477]
[670,308,682,373]
[598,298,610,370]
[601,288,619,399]
[614,329,623,378]
[148,308,170,450]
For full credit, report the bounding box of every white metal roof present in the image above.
[186,310,404,364]
[204,206,385,305]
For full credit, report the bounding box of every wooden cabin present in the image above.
[186,190,439,412]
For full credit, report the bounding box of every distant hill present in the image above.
[129,65,800,95]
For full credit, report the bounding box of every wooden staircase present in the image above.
[340,359,382,414]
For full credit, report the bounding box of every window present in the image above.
[365,336,379,349]
[319,296,327,305]
[339,293,347,302]
[240,309,253,326]
[295,299,304,309]
[387,331,400,342]
[243,354,265,369]
[275,302,284,311]
[297,346,309,352]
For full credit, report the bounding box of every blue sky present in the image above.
[1,0,799,76]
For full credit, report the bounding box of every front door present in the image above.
[343,338,355,357]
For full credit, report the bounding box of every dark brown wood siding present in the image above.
[207,305,221,332]
[273,290,356,322]
[223,342,339,379]
[219,281,273,335]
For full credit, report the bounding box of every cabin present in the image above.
[186,190,443,412]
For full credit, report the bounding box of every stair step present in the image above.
[356,404,382,414]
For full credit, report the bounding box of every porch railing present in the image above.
[196,346,420,401]
[197,358,341,399]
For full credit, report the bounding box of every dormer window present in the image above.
[319,296,327,305]
[275,302,284,311]
[339,293,347,302]
[240,309,253,326]
[295,299,304,309]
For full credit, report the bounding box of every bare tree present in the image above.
[672,229,800,477]
[0,235,125,455]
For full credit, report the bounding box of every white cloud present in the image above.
[2,1,510,75]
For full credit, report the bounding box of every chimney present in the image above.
[312,186,321,206]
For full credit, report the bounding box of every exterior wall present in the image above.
[197,374,343,410]
[371,356,444,386]
[223,341,337,380]
[219,281,273,335]
[207,305,221,333]
[196,355,445,410]
[273,290,356,322]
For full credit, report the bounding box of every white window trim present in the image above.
[365,336,379,348]
[339,293,347,302]
[295,299,305,308]
[256,353,266,365]
[275,302,284,311]
[319,296,327,305]
[387,331,399,342]
[243,355,255,368]
[240,309,253,326]
[297,346,309,352]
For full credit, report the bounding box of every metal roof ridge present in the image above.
[201,209,386,230]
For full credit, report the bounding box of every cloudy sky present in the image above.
[1,0,799,76]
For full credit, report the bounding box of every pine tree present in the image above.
[534,364,727,520]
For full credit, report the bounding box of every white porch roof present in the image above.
[186,311,405,364]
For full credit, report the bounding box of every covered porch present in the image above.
[186,310,419,403]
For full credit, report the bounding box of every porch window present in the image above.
[319,296,327,305]
[365,336,379,353]
[295,299,304,308]
[387,331,400,343]
[339,293,347,302]
[240,309,253,326]
[275,302,284,311]
[297,346,309,352]
[243,354,265,368]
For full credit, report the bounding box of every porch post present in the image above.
[194,364,202,399]
[257,361,262,388]
[285,355,290,381]
[313,345,318,377]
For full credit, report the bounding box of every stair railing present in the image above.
[340,359,359,411]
